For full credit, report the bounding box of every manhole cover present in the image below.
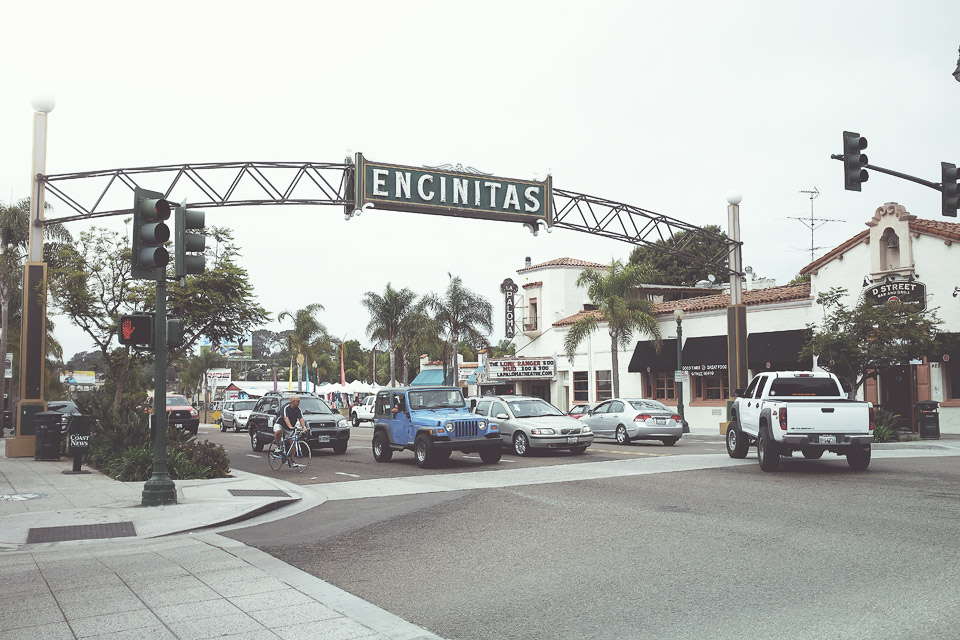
[27,521,137,543]
[228,489,290,498]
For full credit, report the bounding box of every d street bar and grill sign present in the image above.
[864,280,927,310]
[351,153,552,226]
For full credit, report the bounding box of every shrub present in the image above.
[105,445,153,482]
[872,407,902,443]
[171,440,231,479]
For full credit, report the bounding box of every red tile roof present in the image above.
[552,283,812,326]
[518,257,608,274]
[522,281,543,289]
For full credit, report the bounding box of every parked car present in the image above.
[351,395,375,427]
[473,395,594,456]
[567,403,592,419]
[47,400,82,434]
[581,398,682,446]
[248,394,350,454]
[220,399,257,432]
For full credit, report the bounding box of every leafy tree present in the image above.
[426,274,493,386]
[563,260,661,398]
[396,305,435,384]
[362,284,418,386]
[788,273,811,286]
[489,339,516,358]
[277,303,327,391]
[628,224,728,286]
[800,287,941,398]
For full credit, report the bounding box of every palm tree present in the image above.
[277,303,327,391]
[563,259,661,398]
[362,284,417,386]
[427,274,493,386]
[0,198,71,404]
[396,306,435,384]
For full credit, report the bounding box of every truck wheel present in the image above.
[479,447,502,463]
[801,447,824,460]
[372,431,393,462]
[250,428,263,452]
[615,425,630,445]
[414,435,434,468]
[351,413,360,428]
[513,432,531,457]
[726,421,749,459]
[757,427,781,472]
[846,446,871,471]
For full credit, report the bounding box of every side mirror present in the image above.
[734,388,745,398]
[496,413,509,420]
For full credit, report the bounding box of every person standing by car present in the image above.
[273,395,307,448]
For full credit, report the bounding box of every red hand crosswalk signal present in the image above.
[118,314,154,348]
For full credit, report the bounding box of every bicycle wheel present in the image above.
[267,442,283,471]
[293,440,311,472]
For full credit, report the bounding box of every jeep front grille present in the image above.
[453,420,479,438]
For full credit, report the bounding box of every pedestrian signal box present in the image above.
[118,314,154,348]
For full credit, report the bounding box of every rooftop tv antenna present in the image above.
[789,187,845,262]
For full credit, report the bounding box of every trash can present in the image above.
[916,400,940,440]
[34,411,64,460]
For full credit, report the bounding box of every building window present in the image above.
[645,372,676,401]
[944,359,960,400]
[694,373,729,401]
[596,370,612,401]
[525,298,538,331]
[573,371,589,402]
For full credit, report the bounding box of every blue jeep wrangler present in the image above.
[371,387,502,468]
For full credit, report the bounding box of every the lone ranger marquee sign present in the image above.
[350,153,552,226]
[864,280,927,310]
[488,357,556,380]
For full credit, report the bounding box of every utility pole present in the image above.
[788,187,844,263]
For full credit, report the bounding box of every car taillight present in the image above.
[869,406,875,431]
[634,414,652,422]
[670,414,681,422]
[778,407,787,430]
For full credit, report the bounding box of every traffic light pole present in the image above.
[142,276,175,506]
[831,155,943,191]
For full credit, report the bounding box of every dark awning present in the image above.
[748,330,812,371]
[681,335,727,375]
[628,339,677,373]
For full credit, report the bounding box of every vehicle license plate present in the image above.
[566,437,578,444]
[818,435,837,445]
[318,435,330,443]
[655,418,666,425]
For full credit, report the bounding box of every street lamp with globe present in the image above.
[674,307,689,433]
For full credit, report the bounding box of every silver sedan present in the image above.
[581,398,682,446]
[473,396,594,456]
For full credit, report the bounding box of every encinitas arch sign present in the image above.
[351,153,552,226]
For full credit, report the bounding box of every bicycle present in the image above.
[267,426,311,472]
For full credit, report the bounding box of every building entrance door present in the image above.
[529,382,549,402]
[881,365,914,430]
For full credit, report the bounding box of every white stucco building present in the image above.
[487,202,959,435]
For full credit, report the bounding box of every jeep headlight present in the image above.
[445,421,454,432]
[531,427,556,435]
[338,418,349,428]
[478,420,486,430]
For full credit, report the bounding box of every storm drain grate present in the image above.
[228,489,290,498]
[27,521,137,543]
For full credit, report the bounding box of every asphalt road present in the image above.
[200,423,727,485]
[226,448,960,640]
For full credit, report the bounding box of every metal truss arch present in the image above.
[39,161,738,276]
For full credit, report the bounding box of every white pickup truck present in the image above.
[350,395,376,427]
[726,371,874,471]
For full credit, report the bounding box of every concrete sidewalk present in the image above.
[0,437,441,640]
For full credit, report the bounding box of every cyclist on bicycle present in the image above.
[273,395,307,467]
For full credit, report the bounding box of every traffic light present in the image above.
[166,318,184,346]
[132,187,172,280]
[118,314,154,348]
[942,162,960,217]
[174,204,206,278]
[842,131,869,192]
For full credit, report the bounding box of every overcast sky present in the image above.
[2,0,959,361]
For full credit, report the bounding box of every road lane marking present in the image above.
[335,472,361,478]
[246,454,261,458]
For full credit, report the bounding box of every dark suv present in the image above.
[248,394,350,454]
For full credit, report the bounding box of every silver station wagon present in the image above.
[473,395,594,456]
[581,398,682,446]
